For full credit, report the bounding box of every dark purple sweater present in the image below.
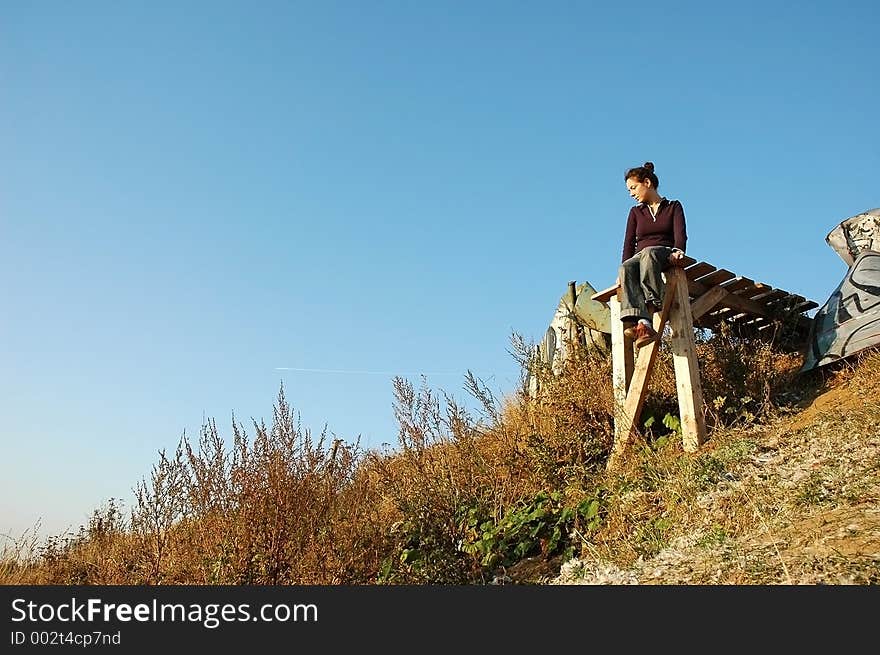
[621,198,688,262]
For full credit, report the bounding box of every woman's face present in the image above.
[626,177,652,203]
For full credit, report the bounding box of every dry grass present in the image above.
[555,349,880,585]
[3,330,879,586]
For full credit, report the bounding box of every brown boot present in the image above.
[623,322,659,349]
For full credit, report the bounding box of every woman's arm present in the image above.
[622,209,637,262]
[672,200,688,253]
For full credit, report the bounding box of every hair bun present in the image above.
[643,161,654,172]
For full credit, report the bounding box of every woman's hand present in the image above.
[668,250,686,267]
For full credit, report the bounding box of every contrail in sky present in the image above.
[274,367,460,376]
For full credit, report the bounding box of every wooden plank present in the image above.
[742,318,786,338]
[773,292,819,313]
[763,294,800,312]
[609,297,634,434]
[739,315,770,329]
[702,313,742,330]
[723,290,773,316]
[764,293,819,315]
[763,294,819,317]
[724,307,813,339]
[754,320,778,333]
[667,267,707,451]
[592,284,619,303]
[751,318,813,338]
[719,277,755,294]
[606,272,680,471]
[793,300,819,313]
[698,281,768,326]
[683,262,716,281]
[685,279,707,299]
[735,282,773,300]
[747,316,813,338]
[751,289,788,304]
[725,283,762,300]
[693,269,735,288]
[690,285,728,320]
[711,308,812,337]
[699,308,750,329]
[728,311,759,325]
[593,260,818,339]
[750,293,791,319]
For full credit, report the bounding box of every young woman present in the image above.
[618,161,688,348]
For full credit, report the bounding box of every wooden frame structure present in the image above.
[591,255,817,471]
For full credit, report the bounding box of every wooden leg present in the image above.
[609,297,633,444]
[667,268,708,451]
[606,273,679,471]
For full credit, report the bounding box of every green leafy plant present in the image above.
[458,490,604,572]
[662,413,682,436]
[643,412,682,449]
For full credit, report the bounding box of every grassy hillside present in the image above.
[552,352,880,585]
[2,326,878,585]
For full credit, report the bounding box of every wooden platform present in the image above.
[591,255,818,340]
[591,255,818,471]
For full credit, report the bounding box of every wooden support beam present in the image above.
[606,273,680,472]
[609,296,634,439]
[700,287,777,327]
[719,289,773,317]
[667,268,708,451]
[690,285,728,321]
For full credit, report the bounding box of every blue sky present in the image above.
[2,1,878,540]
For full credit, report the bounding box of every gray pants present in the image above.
[618,246,674,322]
